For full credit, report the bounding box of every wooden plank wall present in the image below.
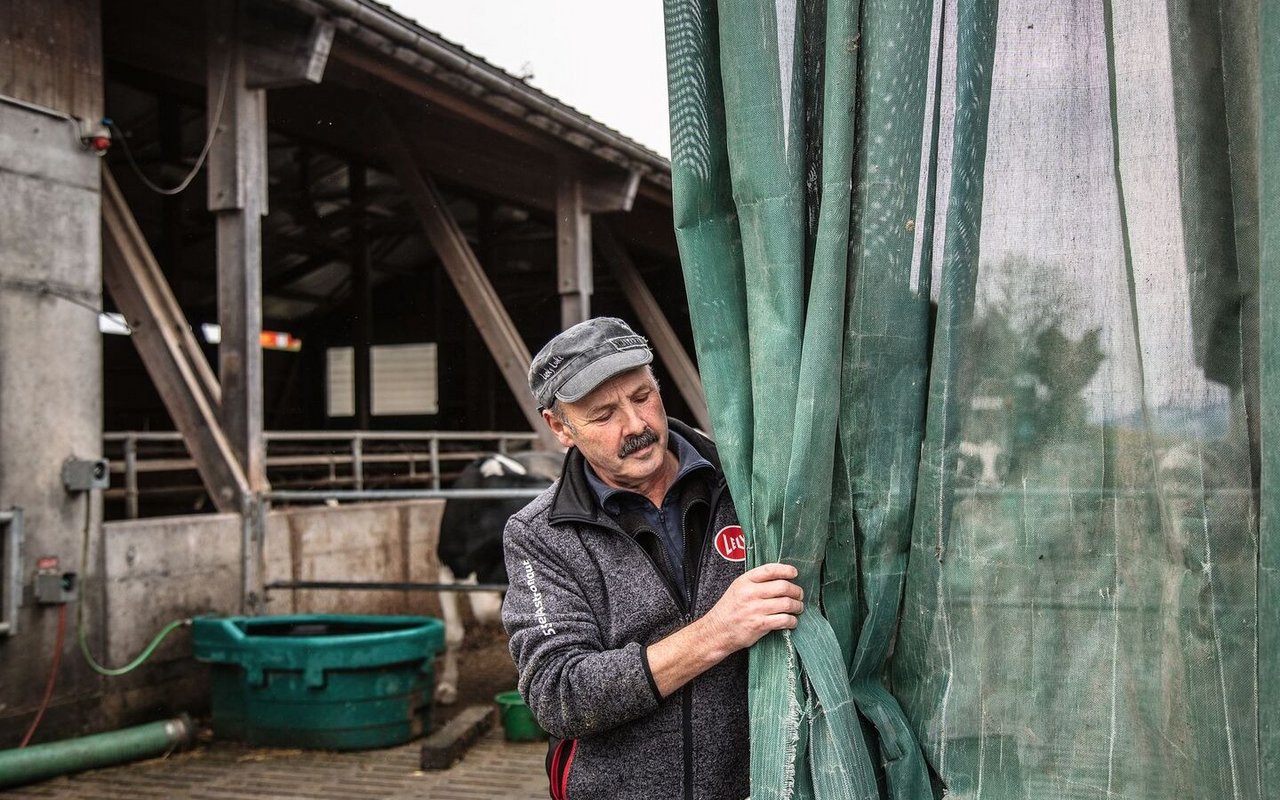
[1,0,103,121]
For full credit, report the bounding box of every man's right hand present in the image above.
[646,562,804,698]
[701,562,804,653]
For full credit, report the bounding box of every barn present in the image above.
[0,0,704,744]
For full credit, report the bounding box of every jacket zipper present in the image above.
[678,493,721,800]
[638,529,687,614]
[621,528,696,800]
[681,497,715,611]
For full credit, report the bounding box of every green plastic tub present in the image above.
[495,690,547,741]
[192,615,444,750]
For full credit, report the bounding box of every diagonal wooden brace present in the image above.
[101,167,252,512]
[377,110,560,451]
[595,221,711,432]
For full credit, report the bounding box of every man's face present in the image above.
[543,368,670,491]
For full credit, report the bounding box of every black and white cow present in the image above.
[435,450,561,704]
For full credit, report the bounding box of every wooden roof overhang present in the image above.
[101,0,680,321]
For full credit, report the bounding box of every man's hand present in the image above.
[700,562,805,653]
[646,562,803,698]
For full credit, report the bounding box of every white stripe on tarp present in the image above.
[776,0,797,155]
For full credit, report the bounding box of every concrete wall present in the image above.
[93,512,242,730]
[264,501,446,618]
[1,500,448,745]
[0,101,108,744]
[100,501,448,667]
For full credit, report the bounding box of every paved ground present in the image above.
[8,623,543,799]
[6,727,548,800]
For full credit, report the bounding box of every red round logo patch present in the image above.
[714,525,747,562]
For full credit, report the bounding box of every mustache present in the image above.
[619,429,659,458]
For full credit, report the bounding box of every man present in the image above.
[502,317,804,800]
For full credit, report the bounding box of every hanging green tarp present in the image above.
[666,0,1269,797]
[1258,0,1279,791]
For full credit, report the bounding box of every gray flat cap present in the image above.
[528,317,653,409]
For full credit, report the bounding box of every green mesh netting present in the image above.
[665,0,1272,797]
[1259,0,1279,793]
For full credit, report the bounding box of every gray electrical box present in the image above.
[33,555,77,605]
[34,569,78,605]
[62,457,110,492]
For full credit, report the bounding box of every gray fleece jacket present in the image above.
[502,419,749,800]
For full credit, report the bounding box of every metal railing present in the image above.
[103,430,542,518]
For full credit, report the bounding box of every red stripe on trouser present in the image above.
[548,739,571,800]
[558,739,578,799]
[547,740,560,800]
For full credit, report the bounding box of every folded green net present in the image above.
[666,0,1273,796]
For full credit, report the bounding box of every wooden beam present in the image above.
[595,221,711,431]
[269,84,557,213]
[208,0,269,492]
[377,111,560,451]
[244,9,334,89]
[582,170,642,214]
[207,0,268,215]
[557,161,592,328]
[331,43,576,160]
[263,251,342,293]
[637,180,674,209]
[349,161,372,429]
[602,200,680,260]
[272,83,650,226]
[101,168,250,513]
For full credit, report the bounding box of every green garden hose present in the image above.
[76,494,189,676]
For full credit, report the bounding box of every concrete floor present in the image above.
[5,727,548,800]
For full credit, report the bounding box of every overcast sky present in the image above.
[382,1,672,158]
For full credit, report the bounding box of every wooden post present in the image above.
[101,169,250,513]
[349,162,372,429]
[557,161,592,329]
[208,0,269,491]
[595,221,711,431]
